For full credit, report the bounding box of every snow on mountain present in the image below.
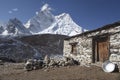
[0,4,83,36]
[25,4,55,34]
[2,18,31,36]
[41,4,52,11]
[25,4,83,36]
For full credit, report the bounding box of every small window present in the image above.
[69,42,78,55]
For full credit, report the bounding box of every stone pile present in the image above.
[24,59,43,71]
[24,55,79,71]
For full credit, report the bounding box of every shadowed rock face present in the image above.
[0,34,68,62]
[0,38,36,62]
[0,26,4,34]
[18,34,68,57]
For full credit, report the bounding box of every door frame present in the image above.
[92,34,110,63]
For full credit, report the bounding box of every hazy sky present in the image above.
[0,0,120,30]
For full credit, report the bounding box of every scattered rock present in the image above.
[24,59,33,71]
[49,59,57,67]
[43,55,50,65]
[25,59,43,71]
[25,62,33,71]
[58,60,66,67]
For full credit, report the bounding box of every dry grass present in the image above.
[0,63,120,80]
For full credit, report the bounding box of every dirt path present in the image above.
[0,63,120,80]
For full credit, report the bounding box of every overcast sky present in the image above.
[0,0,120,30]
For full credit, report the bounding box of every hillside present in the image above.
[0,34,68,62]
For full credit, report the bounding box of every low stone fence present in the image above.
[24,55,80,71]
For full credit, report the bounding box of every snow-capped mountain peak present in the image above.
[41,3,52,12]
[55,13,70,19]
[25,4,55,34]
[2,18,30,36]
[25,4,83,36]
[0,4,84,36]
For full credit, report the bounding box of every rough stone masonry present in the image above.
[63,22,120,69]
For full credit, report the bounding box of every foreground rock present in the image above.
[24,59,43,71]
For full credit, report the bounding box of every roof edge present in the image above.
[65,21,120,40]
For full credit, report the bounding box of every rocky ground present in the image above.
[0,63,120,80]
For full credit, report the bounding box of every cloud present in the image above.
[12,8,18,11]
[8,11,12,14]
[8,8,18,14]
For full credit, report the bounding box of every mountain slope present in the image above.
[19,34,68,57]
[0,34,68,62]
[2,18,31,36]
[25,4,83,36]
[25,4,55,33]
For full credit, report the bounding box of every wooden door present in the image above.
[93,36,109,62]
[98,41,108,62]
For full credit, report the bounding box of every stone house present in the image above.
[63,21,120,66]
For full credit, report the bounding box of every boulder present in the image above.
[24,60,33,71]
[25,59,43,71]
[65,58,79,66]
[49,59,58,67]
[32,59,40,70]
[43,55,50,65]
[58,60,65,66]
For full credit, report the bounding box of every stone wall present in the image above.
[63,25,120,66]
[110,32,120,55]
[109,32,120,69]
[63,36,92,65]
